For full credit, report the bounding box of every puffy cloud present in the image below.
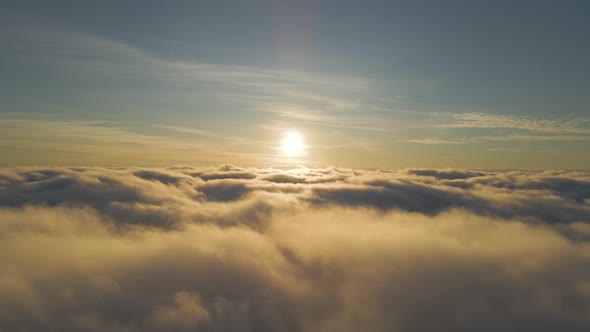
[0,166,590,331]
[197,165,258,181]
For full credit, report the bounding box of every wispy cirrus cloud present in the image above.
[405,112,590,145]
[0,115,277,166]
[483,134,590,141]
[406,134,590,144]
[404,138,475,144]
[3,22,386,134]
[436,112,590,134]
[4,22,590,168]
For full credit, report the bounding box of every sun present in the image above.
[281,131,305,156]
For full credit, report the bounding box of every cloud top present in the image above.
[1,165,590,331]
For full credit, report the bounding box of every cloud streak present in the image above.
[436,112,590,134]
[0,115,281,166]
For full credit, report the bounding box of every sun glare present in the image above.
[281,131,305,156]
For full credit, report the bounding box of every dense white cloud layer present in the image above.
[1,165,590,331]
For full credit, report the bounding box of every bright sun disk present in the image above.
[281,132,304,156]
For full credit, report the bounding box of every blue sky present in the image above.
[1,0,589,168]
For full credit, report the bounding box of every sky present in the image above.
[1,0,590,168]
